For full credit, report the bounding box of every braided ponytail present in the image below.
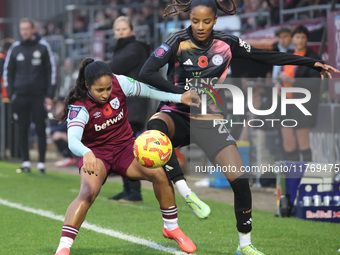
[216,0,236,15]
[163,0,236,17]
[164,0,192,18]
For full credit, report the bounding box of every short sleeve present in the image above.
[67,105,89,129]
[116,75,141,97]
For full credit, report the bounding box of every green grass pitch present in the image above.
[0,161,339,254]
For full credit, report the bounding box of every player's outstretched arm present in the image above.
[117,75,200,107]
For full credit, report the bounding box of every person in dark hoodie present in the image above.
[108,16,150,203]
[3,18,56,174]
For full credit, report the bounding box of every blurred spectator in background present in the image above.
[106,8,121,22]
[140,0,160,39]
[35,21,47,37]
[58,58,78,99]
[272,27,294,82]
[277,25,321,162]
[108,16,150,203]
[122,7,142,28]
[0,38,15,99]
[243,0,265,29]
[93,10,111,30]
[265,0,280,25]
[73,15,88,33]
[3,18,56,174]
[50,98,77,167]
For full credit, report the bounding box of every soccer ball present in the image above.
[133,130,173,168]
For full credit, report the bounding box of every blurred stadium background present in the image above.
[1,0,340,189]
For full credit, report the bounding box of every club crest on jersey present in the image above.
[110,97,120,110]
[69,107,81,120]
[154,43,170,58]
[33,50,41,58]
[212,54,223,66]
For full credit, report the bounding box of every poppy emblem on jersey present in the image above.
[154,43,170,58]
[69,107,81,120]
[103,103,113,116]
[110,97,120,110]
[212,54,223,66]
[198,56,208,68]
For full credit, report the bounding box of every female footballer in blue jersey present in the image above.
[139,0,339,254]
[53,58,200,255]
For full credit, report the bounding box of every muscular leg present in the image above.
[117,124,143,203]
[55,159,107,253]
[126,158,174,208]
[63,159,107,228]
[147,112,211,219]
[147,113,185,182]
[214,145,253,248]
[126,159,196,253]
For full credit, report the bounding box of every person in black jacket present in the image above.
[3,18,56,174]
[108,16,150,203]
[277,25,321,162]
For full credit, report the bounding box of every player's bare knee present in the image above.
[78,185,99,204]
[150,167,167,183]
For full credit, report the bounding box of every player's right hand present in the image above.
[83,151,98,176]
[181,90,201,107]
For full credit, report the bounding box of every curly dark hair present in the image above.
[163,0,236,18]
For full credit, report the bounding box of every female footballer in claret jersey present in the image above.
[139,0,339,254]
[53,58,201,255]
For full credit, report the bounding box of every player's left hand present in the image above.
[314,62,340,79]
[83,151,98,176]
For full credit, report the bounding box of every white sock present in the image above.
[22,161,31,168]
[37,162,45,169]
[239,232,251,248]
[163,218,178,231]
[56,237,74,252]
[175,180,192,199]
[161,206,178,231]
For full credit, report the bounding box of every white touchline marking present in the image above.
[0,198,190,255]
